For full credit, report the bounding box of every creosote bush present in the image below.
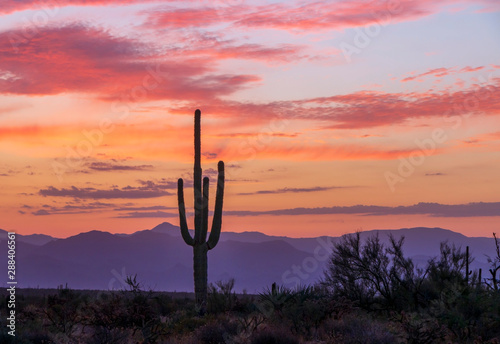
[321,232,500,343]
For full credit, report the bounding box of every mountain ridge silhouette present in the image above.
[1,223,497,292]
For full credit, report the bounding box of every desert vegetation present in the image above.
[1,232,500,343]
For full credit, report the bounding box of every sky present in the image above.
[0,0,499,238]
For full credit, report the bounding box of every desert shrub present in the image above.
[173,315,207,336]
[207,278,238,314]
[485,233,500,291]
[0,332,54,344]
[392,311,447,344]
[422,243,469,298]
[86,326,132,344]
[255,284,349,337]
[319,313,397,344]
[195,317,238,344]
[83,292,133,343]
[257,284,295,320]
[280,285,334,336]
[43,285,87,338]
[250,327,300,344]
[80,277,174,343]
[428,283,500,342]
[152,293,176,315]
[322,232,424,312]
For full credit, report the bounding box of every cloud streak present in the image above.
[237,186,352,196]
[87,162,154,171]
[29,201,115,216]
[39,184,171,199]
[225,202,500,217]
[401,66,486,82]
[165,76,500,130]
[144,1,467,32]
[115,211,177,218]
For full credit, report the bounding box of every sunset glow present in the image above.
[1,0,499,238]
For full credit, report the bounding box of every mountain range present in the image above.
[0,223,497,293]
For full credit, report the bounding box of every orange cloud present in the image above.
[0,122,428,163]
[218,141,429,162]
[0,125,69,139]
[212,132,301,139]
[460,131,500,147]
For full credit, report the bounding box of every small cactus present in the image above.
[177,109,225,312]
[465,246,472,286]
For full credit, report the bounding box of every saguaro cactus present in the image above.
[465,246,471,286]
[177,109,225,310]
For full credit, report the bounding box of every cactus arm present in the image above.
[207,161,224,250]
[194,109,203,244]
[194,109,201,169]
[177,178,194,246]
[201,177,209,242]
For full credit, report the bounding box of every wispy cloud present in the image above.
[87,162,154,171]
[167,78,500,129]
[32,209,50,216]
[113,205,175,211]
[39,184,171,199]
[115,211,177,218]
[26,202,178,217]
[0,104,30,116]
[213,132,300,139]
[237,186,351,196]
[226,202,500,217]
[30,201,115,215]
[401,66,485,82]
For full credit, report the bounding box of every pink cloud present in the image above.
[167,78,500,129]
[154,30,308,63]
[0,24,259,101]
[0,0,164,15]
[218,141,433,161]
[402,67,453,82]
[460,66,485,73]
[232,1,441,32]
[143,1,460,33]
[143,6,242,28]
[461,131,500,146]
[401,65,486,82]
[193,43,306,63]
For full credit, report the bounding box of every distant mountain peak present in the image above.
[151,222,179,232]
[67,230,116,241]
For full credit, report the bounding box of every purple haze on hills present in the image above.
[0,223,497,293]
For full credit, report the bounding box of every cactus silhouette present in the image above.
[465,246,470,286]
[177,109,225,311]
